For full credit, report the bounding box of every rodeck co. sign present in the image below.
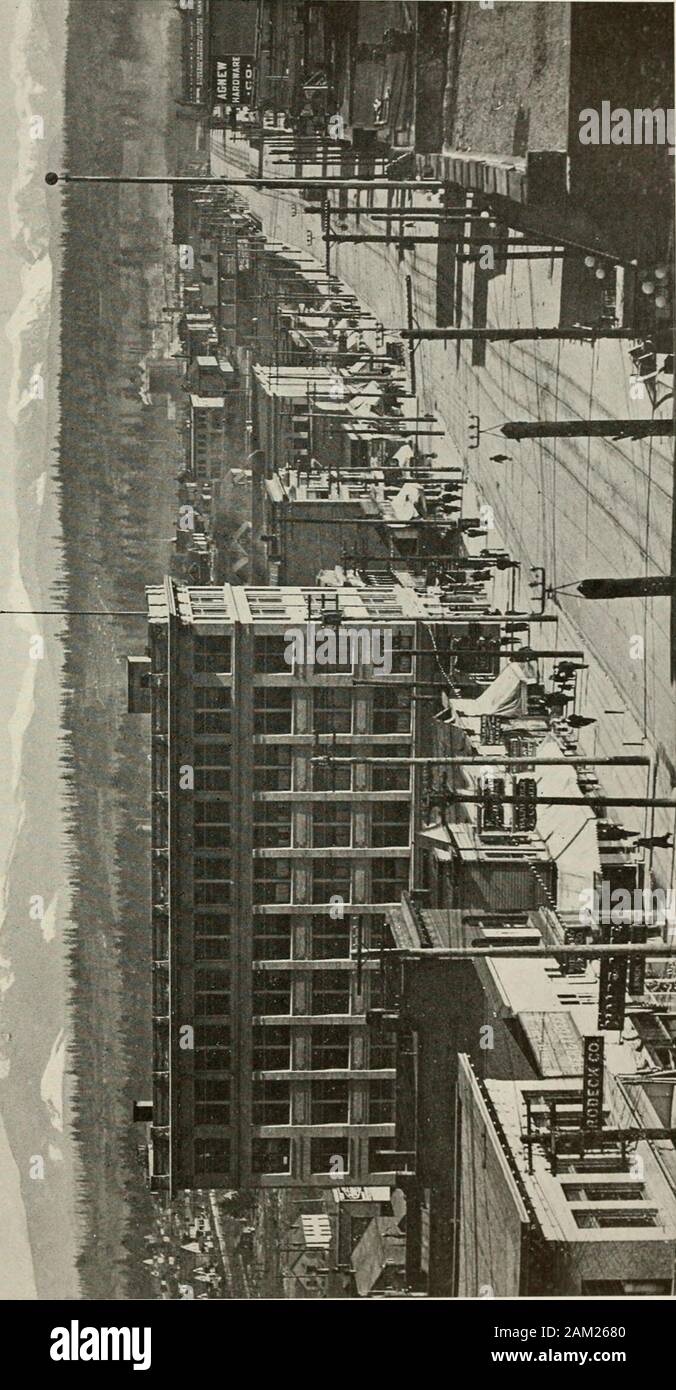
[582,1035,605,1130]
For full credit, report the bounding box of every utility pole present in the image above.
[339,553,488,565]
[342,647,585,659]
[0,608,147,616]
[327,233,561,255]
[502,419,673,440]
[315,207,490,221]
[577,575,675,599]
[310,420,444,434]
[401,326,637,343]
[306,412,439,424]
[445,793,674,809]
[46,172,444,193]
[393,943,676,960]
[311,754,650,768]
[456,251,564,262]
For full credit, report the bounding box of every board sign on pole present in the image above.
[215,55,255,108]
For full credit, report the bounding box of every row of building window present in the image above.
[165,911,396,964]
[252,801,411,848]
[190,634,414,681]
[199,810,389,849]
[186,1024,395,1074]
[250,1078,394,1126]
[254,743,411,792]
[190,857,409,907]
[562,1182,644,1201]
[251,1024,394,1071]
[252,857,409,904]
[251,970,369,1016]
[176,688,412,739]
[162,967,386,1018]
[252,916,385,960]
[253,633,413,675]
[253,687,412,735]
[245,589,410,621]
[190,914,389,963]
[191,1134,392,1178]
[172,742,411,794]
[581,1280,672,1296]
[193,412,224,430]
[573,1209,659,1229]
[189,1080,394,1130]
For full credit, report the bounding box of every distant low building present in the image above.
[188,353,238,398]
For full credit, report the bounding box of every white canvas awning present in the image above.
[451,661,539,723]
[533,736,601,910]
[389,481,423,520]
[390,442,415,466]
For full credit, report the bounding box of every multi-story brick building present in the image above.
[369,898,676,1296]
[179,0,256,111]
[189,395,227,490]
[458,1058,676,1297]
[128,577,452,1194]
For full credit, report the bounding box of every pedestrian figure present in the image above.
[597,823,636,840]
[554,663,588,678]
[542,692,572,710]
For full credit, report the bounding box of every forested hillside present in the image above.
[59,0,184,1298]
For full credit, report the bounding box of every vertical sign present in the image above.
[597,923,629,1030]
[628,921,647,996]
[582,1035,605,1130]
[194,0,205,103]
[215,55,255,108]
[562,921,586,976]
[350,915,364,997]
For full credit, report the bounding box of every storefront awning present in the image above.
[451,660,538,723]
[533,736,601,910]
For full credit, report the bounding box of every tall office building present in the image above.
[128,577,450,1193]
